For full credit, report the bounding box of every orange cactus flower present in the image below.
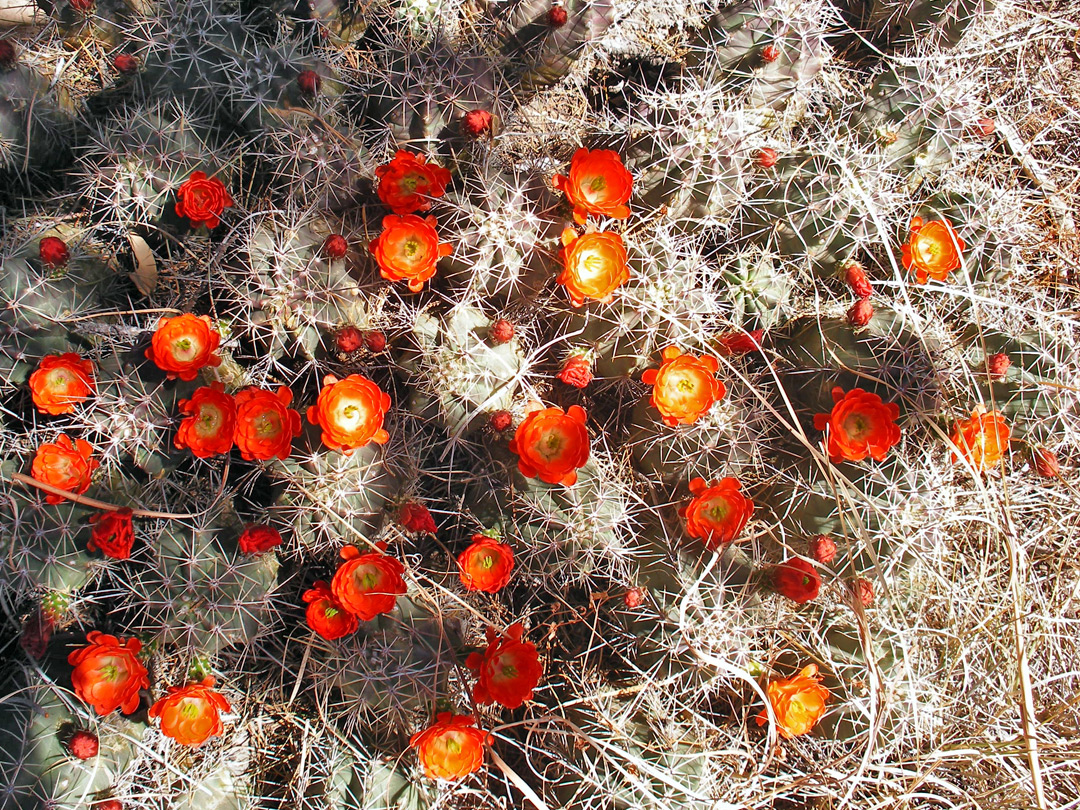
[31,435,98,505]
[68,631,149,715]
[553,148,633,225]
[641,346,726,426]
[149,677,231,746]
[375,150,452,215]
[457,533,515,593]
[29,353,96,415]
[145,314,222,382]
[465,623,542,709]
[330,544,407,621]
[558,228,630,307]
[174,383,236,458]
[812,387,901,463]
[233,386,303,461]
[508,404,590,486]
[369,214,452,293]
[88,508,134,560]
[755,664,830,739]
[679,477,754,549]
[306,373,391,453]
[302,580,359,640]
[410,713,487,781]
[950,407,1011,472]
[901,216,966,284]
[175,171,233,229]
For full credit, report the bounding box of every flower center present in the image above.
[479,552,496,570]
[50,371,71,388]
[255,411,282,437]
[444,736,461,755]
[198,405,222,434]
[324,606,339,618]
[99,663,120,681]
[403,237,421,258]
[587,175,607,194]
[705,499,729,524]
[500,664,518,679]
[843,412,871,441]
[172,336,200,362]
[400,173,421,194]
[180,700,200,720]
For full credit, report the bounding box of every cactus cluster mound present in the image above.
[1,0,1079,808]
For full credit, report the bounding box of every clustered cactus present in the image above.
[0,0,1076,808]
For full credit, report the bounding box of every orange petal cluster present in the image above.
[755,664,830,739]
[302,580,359,640]
[149,677,231,746]
[145,314,222,382]
[68,632,149,715]
[553,148,633,225]
[950,407,1011,472]
[508,404,590,486]
[679,477,753,549]
[465,623,542,709]
[641,346,726,426]
[233,386,303,461]
[175,171,233,229]
[29,353,95,414]
[410,713,487,781]
[558,228,630,307]
[813,387,901,463]
[457,533,515,593]
[330,544,407,621]
[174,383,236,458]
[306,373,390,453]
[370,214,452,292]
[375,150,451,215]
[901,216,965,284]
[31,435,98,504]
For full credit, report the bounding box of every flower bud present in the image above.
[843,261,873,299]
[548,3,568,26]
[398,502,437,535]
[322,234,348,259]
[68,730,99,760]
[1031,446,1060,478]
[490,318,514,344]
[987,352,1010,379]
[70,0,94,11]
[761,45,780,63]
[755,147,779,169]
[850,577,874,608]
[462,109,493,139]
[808,534,836,565]
[297,70,321,96]
[335,326,364,353]
[558,354,593,388]
[624,587,647,608]
[363,330,387,352]
[974,117,995,137]
[39,237,70,270]
[490,409,513,432]
[113,54,138,74]
[847,298,873,327]
[0,39,17,70]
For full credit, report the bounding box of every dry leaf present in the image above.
[127,233,158,296]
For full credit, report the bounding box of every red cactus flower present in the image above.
[145,314,222,382]
[238,524,282,554]
[70,0,95,11]
[302,580,358,640]
[88,508,134,560]
[68,729,99,760]
[558,228,630,307]
[39,236,70,269]
[755,664,829,739]
[642,346,726,426]
[902,216,965,284]
[844,261,873,299]
[233,386,303,461]
[331,544,407,621]
[297,69,321,95]
[174,383,236,458]
[31,435,98,505]
[755,147,779,168]
[553,148,633,225]
[457,533,514,593]
[29,353,96,415]
[557,354,593,388]
[950,407,1011,472]
[397,502,437,535]
[680,477,754,549]
[462,109,493,138]
[68,632,149,715]
[813,387,901,463]
[175,171,233,229]
[410,713,487,781]
[771,558,821,604]
[466,623,542,709]
[375,150,452,215]
[149,677,230,746]
[509,404,590,486]
[307,374,391,453]
[370,213,452,293]
[808,534,836,565]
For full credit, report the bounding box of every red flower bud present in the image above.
[0,39,17,69]
[96,801,122,810]
[398,502,437,535]
[851,577,874,607]
[847,298,873,327]
[771,558,821,604]
[68,729,99,760]
[548,4,568,26]
[987,352,1010,379]
[70,0,94,11]
[623,587,647,608]
[843,261,873,299]
[490,410,513,432]
[39,236,70,269]
[335,326,364,353]
[1031,446,1060,478]
[297,69,321,96]
[322,234,348,259]
[363,330,387,352]
[715,330,763,356]
[808,534,836,565]
[238,524,282,554]
[974,117,995,137]
[558,354,593,388]
[113,54,138,74]
[761,45,780,63]
[755,147,779,169]
[462,109,493,138]
[490,318,514,344]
